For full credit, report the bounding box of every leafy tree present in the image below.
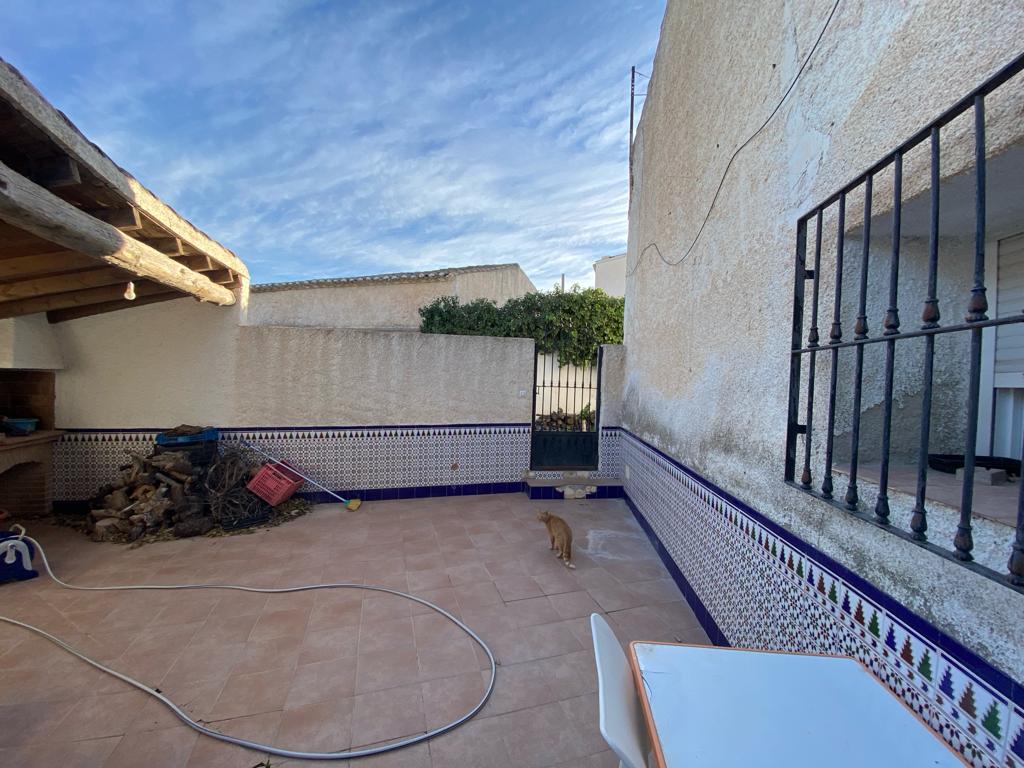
[418,285,625,366]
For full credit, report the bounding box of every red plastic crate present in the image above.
[247,461,304,506]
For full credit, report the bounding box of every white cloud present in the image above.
[1,0,663,288]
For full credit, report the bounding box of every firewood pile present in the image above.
[84,441,306,543]
[534,409,589,432]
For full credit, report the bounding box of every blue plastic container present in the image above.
[155,427,220,447]
[0,532,38,583]
[4,418,38,434]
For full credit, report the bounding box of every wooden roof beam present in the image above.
[31,155,80,189]
[0,160,235,307]
[0,265,136,300]
[47,291,182,323]
[0,280,175,318]
[0,251,98,281]
[86,204,142,231]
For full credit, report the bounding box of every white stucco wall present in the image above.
[627,0,1024,679]
[52,298,534,428]
[245,265,536,330]
[0,314,64,370]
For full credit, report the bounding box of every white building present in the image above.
[592,252,626,297]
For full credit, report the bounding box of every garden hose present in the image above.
[0,533,497,761]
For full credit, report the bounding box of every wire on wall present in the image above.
[626,0,843,279]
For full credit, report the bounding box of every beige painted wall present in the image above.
[628,0,1024,678]
[0,314,64,370]
[245,265,535,330]
[52,298,534,428]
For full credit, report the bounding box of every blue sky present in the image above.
[1,0,662,288]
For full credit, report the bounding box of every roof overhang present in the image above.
[0,58,248,323]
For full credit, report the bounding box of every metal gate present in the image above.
[530,347,602,471]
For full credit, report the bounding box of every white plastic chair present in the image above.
[590,613,650,768]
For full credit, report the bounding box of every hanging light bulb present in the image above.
[124,281,136,300]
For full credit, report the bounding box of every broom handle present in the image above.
[237,439,352,504]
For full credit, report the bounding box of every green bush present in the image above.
[419,285,624,366]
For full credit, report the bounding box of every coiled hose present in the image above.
[0,533,497,761]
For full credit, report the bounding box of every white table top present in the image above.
[630,642,964,768]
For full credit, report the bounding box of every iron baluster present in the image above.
[801,210,824,488]
[1009,428,1024,584]
[846,176,873,510]
[875,153,903,524]
[822,195,845,499]
[955,95,989,561]
[785,218,809,483]
[912,127,942,540]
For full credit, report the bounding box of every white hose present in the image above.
[0,534,496,761]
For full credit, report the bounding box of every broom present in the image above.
[238,439,362,511]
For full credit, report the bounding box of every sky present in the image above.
[0,0,662,289]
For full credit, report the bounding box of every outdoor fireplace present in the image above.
[0,370,60,519]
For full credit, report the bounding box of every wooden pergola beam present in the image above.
[31,155,80,189]
[0,251,98,281]
[47,291,182,323]
[0,280,174,318]
[0,265,133,300]
[0,160,235,307]
[0,60,250,281]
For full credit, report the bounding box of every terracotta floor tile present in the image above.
[103,726,197,768]
[185,710,282,768]
[248,606,311,643]
[276,696,354,753]
[0,698,76,747]
[445,562,491,586]
[406,567,452,591]
[548,590,602,620]
[360,594,411,624]
[2,497,693,766]
[494,575,545,602]
[626,577,683,604]
[308,596,363,632]
[454,581,503,609]
[300,624,360,664]
[231,634,304,675]
[350,682,425,747]
[210,666,295,720]
[355,649,419,694]
[428,715,513,768]
[284,656,358,709]
[2,735,121,768]
[507,596,561,627]
[57,690,148,741]
[481,659,557,716]
[420,672,488,729]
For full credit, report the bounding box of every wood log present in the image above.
[0,159,235,306]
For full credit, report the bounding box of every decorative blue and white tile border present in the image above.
[55,425,625,504]
[618,427,1024,768]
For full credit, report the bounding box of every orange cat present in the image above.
[537,510,575,569]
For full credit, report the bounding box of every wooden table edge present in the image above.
[628,640,669,768]
[627,640,970,768]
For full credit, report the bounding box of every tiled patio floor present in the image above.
[0,493,707,767]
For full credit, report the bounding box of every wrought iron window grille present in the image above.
[784,53,1024,592]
